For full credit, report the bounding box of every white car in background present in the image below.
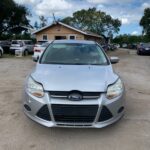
[114,44,120,49]
[0,46,4,58]
[34,40,48,47]
[33,41,52,60]
[10,40,34,55]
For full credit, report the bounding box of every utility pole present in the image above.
[53,13,57,24]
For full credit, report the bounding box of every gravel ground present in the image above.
[0,49,150,150]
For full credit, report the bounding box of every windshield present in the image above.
[40,43,109,65]
[12,41,20,44]
[142,43,150,47]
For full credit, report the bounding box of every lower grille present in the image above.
[52,104,98,123]
[57,124,92,127]
[98,106,113,122]
[36,105,51,121]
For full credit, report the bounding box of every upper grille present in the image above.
[52,104,98,123]
[49,91,101,99]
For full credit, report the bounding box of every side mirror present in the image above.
[32,56,39,62]
[110,57,119,64]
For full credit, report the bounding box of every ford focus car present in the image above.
[23,40,125,128]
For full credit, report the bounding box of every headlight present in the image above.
[106,79,123,99]
[27,77,44,98]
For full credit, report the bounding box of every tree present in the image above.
[39,16,47,28]
[34,21,39,30]
[113,34,149,45]
[0,0,30,36]
[140,8,150,36]
[62,8,121,42]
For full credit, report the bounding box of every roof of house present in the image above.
[53,40,96,44]
[32,22,102,38]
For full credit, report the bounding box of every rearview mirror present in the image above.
[32,56,39,62]
[110,57,119,64]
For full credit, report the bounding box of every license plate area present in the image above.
[52,104,98,123]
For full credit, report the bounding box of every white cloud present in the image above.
[131,31,138,35]
[141,2,150,10]
[13,0,147,35]
[97,5,142,25]
[14,0,72,17]
[87,0,133,4]
[121,18,129,25]
[87,0,107,3]
[35,0,72,16]
[97,4,105,9]
[14,0,37,5]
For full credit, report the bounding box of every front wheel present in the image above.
[24,50,28,56]
[0,51,2,58]
[137,50,142,55]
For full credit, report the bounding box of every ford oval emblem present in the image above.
[68,93,83,101]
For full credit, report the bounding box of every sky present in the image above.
[14,0,150,35]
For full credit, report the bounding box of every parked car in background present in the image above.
[114,44,120,49]
[109,44,117,51]
[128,43,137,50]
[102,44,118,51]
[34,40,48,47]
[33,41,52,60]
[24,40,125,128]
[101,44,107,51]
[101,44,110,51]
[122,43,128,48]
[137,43,150,55]
[0,46,4,58]
[0,41,11,54]
[10,40,34,55]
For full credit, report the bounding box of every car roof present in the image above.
[53,40,96,44]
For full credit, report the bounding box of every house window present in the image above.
[43,34,48,40]
[55,36,67,40]
[68,35,76,40]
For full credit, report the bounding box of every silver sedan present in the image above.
[23,40,125,128]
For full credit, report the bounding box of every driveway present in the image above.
[0,49,150,150]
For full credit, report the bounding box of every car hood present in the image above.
[31,64,118,92]
[143,46,150,49]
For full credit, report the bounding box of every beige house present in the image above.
[33,22,103,43]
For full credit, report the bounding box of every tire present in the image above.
[0,51,2,58]
[24,50,28,56]
[137,50,142,55]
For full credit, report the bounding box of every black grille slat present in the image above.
[54,116,94,122]
[49,91,101,99]
[52,104,98,123]
[36,105,51,121]
[98,106,113,122]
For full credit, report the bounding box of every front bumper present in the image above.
[23,91,125,128]
[10,48,23,54]
[139,49,150,54]
[32,53,42,60]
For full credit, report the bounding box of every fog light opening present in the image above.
[118,107,124,114]
[24,104,31,111]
